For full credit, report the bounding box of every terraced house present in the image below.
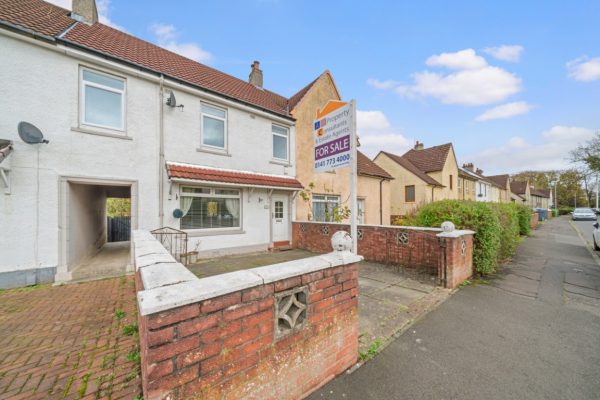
[290,71,393,225]
[374,142,459,218]
[0,0,313,288]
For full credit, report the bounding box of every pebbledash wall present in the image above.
[292,222,474,289]
[133,230,361,400]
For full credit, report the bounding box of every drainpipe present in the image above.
[379,178,384,225]
[159,75,165,227]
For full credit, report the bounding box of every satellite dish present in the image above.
[18,122,49,144]
[166,91,184,110]
[173,208,184,218]
[166,91,177,107]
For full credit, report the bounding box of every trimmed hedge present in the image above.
[407,200,531,275]
[558,207,574,216]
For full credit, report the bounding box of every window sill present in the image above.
[185,229,245,237]
[196,147,231,157]
[270,159,291,167]
[72,126,131,140]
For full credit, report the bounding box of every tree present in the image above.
[556,169,588,208]
[511,170,557,189]
[570,131,600,173]
[107,198,131,217]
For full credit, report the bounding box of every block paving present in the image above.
[0,276,141,399]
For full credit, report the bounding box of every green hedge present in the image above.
[558,207,574,216]
[409,200,530,275]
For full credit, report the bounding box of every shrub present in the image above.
[413,200,501,275]
[410,200,527,275]
[512,203,532,236]
[558,207,574,216]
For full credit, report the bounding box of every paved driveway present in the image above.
[309,216,600,400]
[0,277,141,400]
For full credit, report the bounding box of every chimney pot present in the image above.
[249,60,263,88]
[414,141,424,150]
[463,163,474,172]
[72,0,98,24]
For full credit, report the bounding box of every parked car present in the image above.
[572,208,597,221]
[592,208,600,215]
[593,222,600,250]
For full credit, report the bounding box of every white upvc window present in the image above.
[179,186,241,231]
[80,68,126,131]
[312,194,340,222]
[272,124,289,161]
[201,103,227,150]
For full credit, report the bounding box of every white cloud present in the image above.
[567,56,600,82]
[150,23,213,63]
[371,49,522,106]
[426,48,487,70]
[396,66,521,106]
[542,125,595,142]
[356,110,411,157]
[469,126,596,173]
[46,0,126,31]
[475,101,533,121]
[483,45,524,63]
[366,78,399,90]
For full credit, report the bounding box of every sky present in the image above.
[48,0,600,175]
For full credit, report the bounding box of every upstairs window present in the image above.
[405,185,416,202]
[81,68,125,131]
[272,124,289,161]
[201,103,227,149]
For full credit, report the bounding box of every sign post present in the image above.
[313,99,358,254]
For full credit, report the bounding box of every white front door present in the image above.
[271,195,289,242]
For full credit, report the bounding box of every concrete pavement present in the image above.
[309,216,600,400]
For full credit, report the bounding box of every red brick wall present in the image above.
[293,222,474,289]
[440,234,474,288]
[293,223,441,271]
[530,212,539,230]
[136,263,359,400]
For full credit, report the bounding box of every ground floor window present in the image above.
[180,186,241,230]
[312,195,340,222]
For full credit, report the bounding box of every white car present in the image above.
[594,222,600,250]
[572,207,597,221]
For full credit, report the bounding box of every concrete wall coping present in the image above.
[436,229,476,238]
[293,221,443,232]
[133,230,363,316]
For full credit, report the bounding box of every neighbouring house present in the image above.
[510,180,550,208]
[290,71,393,225]
[0,0,308,288]
[486,174,512,203]
[374,142,459,218]
[460,163,505,202]
[458,167,477,201]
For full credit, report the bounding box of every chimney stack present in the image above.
[414,141,424,150]
[463,163,474,172]
[476,168,483,175]
[72,0,98,24]
[249,61,263,88]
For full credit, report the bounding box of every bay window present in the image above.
[180,186,241,230]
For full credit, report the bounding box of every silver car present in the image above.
[572,207,597,221]
[593,222,600,250]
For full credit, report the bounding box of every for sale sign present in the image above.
[313,101,354,172]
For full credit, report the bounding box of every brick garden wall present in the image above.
[293,222,474,289]
[136,264,358,400]
[293,223,442,271]
[132,229,361,400]
[530,212,539,230]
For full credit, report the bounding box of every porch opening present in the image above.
[67,182,131,281]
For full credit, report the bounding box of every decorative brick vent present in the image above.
[275,286,308,338]
[461,239,467,256]
[321,225,330,235]
[300,223,307,234]
[357,229,364,241]
[396,231,409,245]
